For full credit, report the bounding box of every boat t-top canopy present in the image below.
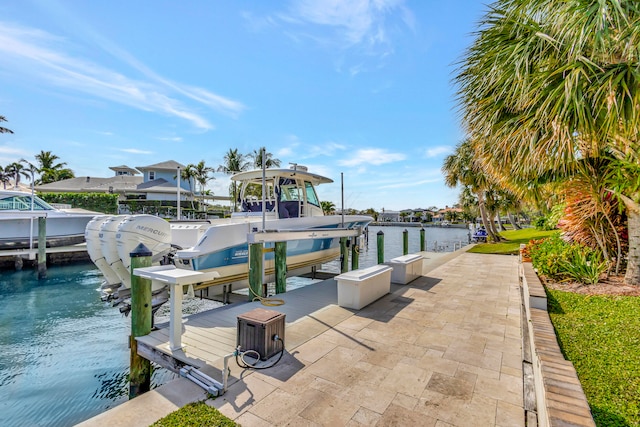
[230,167,333,185]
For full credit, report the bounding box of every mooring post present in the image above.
[420,227,425,252]
[351,236,359,270]
[275,241,287,294]
[377,230,384,264]
[37,217,46,279]
[249,242,264,300]
[340,237,348,273]
[403,229,409,255]
[129,243,152,399]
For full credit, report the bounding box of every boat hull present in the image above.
[0,214,96,249]
[173,215,372,294]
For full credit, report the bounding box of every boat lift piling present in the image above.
[129,243,153,399]
[420,227,426,252]
[351,236,359,270]
[402,229,409,255]
[247,227,364,296]
[377,231,384,264]
[37,217,46,279]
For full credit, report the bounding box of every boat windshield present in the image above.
[0,194,55,211]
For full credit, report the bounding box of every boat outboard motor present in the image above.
[116,215,172,292]
[85,215,122,293]
[98,215,131,288]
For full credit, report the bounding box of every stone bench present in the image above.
[389,254,423,284]
[336,265,392,310]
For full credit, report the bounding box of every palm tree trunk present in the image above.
[477,193,497,242]
[624,200,640,286]
[507,212,521,229]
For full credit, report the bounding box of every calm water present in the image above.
[0,225,469,427]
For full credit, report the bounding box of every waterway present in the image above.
[0,225,469,427]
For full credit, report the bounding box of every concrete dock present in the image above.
[79,249,532,426]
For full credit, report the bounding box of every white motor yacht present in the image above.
[0,189,98,249]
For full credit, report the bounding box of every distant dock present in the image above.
[0,243,90,270]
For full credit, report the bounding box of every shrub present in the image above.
[527,235,607,284]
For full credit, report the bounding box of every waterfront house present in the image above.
[35,160,195,214]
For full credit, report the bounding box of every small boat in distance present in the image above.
[0,189,98,250]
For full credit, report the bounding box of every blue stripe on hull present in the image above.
[191,221,366,271]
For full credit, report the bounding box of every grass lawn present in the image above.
[467,228,558,254]
[151,401,237,427]
[547,290,640,427]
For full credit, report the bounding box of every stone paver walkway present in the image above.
[211,253,523,426]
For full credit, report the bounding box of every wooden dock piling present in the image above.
[340,237,348,273]
[249,243,263,300]
[37,217,46,279]
[129,243,152,399]
[420,228,425,252]
[377,230,384,264]
[275,241,287,294]
[351,236,359,270]
[402,229,408,255]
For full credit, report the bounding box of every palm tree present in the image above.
[455,0,640,284]
[217,149,250,212]
[442,139,503,242]
[180,164,198,210]
[0,116,13,134]
[320,201,336,215]
[6,162,29,189]
[0,166,11,189]
[192,160,215,210]
[34,151,74,184]
[250,147,281,169]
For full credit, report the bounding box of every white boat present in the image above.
[87,165,372,299]
[172,166,372,294]
[0,189,98,250]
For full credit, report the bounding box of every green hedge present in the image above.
[40,192,118,214]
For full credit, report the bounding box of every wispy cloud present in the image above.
[379,177,441,189]
[338,148,405,167]
[424,145,452,158]
[157,136,184,143]
[120,148,153,155]
[0,145,31,164]
[266,0,414,68]
[0,21,245,129]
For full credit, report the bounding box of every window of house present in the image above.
[149,171,155,180]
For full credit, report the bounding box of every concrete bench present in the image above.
[389,254,423,284]
[336,265,392,310]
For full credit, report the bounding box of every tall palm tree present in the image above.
[192,160,215,209]
[6,162,29,189]
[217,149,250,212]
[180,164,198,210]
[32,151,75,184]
[455,0,640,284]
[0,116,13,134]
[0,166,11,189]
[250,147,281,169]
[442,139,503,242]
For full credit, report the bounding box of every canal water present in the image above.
[0,225,469,427]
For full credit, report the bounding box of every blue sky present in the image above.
[0,0,487,211]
